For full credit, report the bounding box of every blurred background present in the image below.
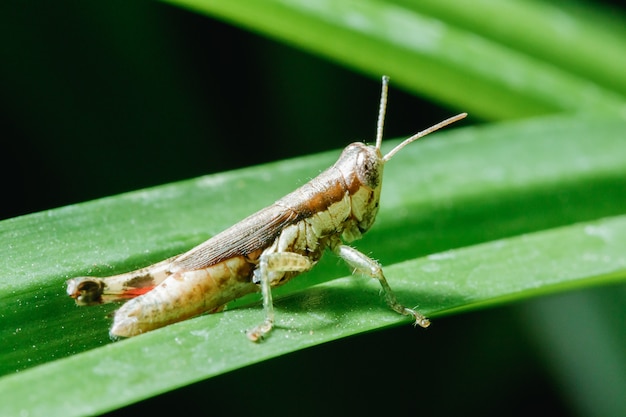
[0,1,453,221]
[1,1,625,417]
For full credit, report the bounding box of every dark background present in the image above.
[1,2,624,416]
[0,1,453,221]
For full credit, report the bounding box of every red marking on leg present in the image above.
[121,287,155,298]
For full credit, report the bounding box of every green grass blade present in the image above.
[162,0,626,119]
[1,114,625,415]
[404,0,626,96]
[2,215,626,416]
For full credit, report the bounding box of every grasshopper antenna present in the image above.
[375,75,390,153]
[383,112,467,162]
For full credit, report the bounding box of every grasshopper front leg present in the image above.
[333,243,430,328]
[247,252,315,342]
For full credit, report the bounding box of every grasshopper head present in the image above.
[337,76,467,242]
[333,142,385,241]
[353,143,385,235]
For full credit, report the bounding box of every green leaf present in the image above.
[163,0,626,118]
[1,114,625,415]
[3,0,626,415]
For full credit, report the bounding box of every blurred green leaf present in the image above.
[163,0,626,118]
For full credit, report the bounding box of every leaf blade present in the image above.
[2,214,626,416]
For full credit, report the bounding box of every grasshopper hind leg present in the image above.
[333,243,430,328]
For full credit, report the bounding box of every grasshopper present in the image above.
[67,76,466,341]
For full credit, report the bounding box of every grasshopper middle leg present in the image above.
[247,252,314,342]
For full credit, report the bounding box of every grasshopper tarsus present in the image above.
[401,305,431,328]
[246,320,273,342]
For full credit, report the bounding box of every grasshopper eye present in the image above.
[356,148,382,189]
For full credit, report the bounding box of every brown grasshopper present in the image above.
[67,76,466,341]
